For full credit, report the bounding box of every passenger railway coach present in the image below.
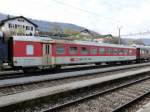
[9,36,137,71]
[1,36,150,72]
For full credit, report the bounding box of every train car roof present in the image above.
[12,36,136,49]
[133,45,150,49]
[13,36,54,43]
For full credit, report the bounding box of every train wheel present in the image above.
[22,67,37,73]
[106,62,115,65]
[52,65,61,71]
[55,65,61,69]
[95,63,101,66]
[23,68,29,73]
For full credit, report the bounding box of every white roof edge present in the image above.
[12,36,136,49]
[13,36,53,42]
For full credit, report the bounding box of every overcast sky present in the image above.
[0,0,150,38]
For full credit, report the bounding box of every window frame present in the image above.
[69,46,78,55]
[31,27,33,31]
[99,47,105,55]
[107,48,112,55]
[113,48,118,55]
[91,47,98,55]
[26,44,34,55]
[56,45,66,55]
[80,46,89,55]
[129,49,133,55]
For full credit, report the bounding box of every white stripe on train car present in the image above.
[13,55,136,67]
[13,36,54,43]
[54,56,136,64]
[13,57,42,67]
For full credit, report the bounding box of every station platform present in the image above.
[137,102,150,112]
[0,67,150,108]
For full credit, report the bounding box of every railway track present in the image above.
[0,64,114,80]
[42,75,150,112]
[0,62,150,87]
[0,62,148,80]
[0,67,150,111]
[0,63,150,97]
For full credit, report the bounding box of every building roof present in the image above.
[80,29,95,36]
[0,16,38,27]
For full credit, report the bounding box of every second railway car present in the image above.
[5,36,137,72]
[136,45,150,62]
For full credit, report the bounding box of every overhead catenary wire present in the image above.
[17,0,149,37]
[51,0,150,38]
[51,0,120,24]
[121,31,150,37]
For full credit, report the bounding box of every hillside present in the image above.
[0,12,85,33]
[1,13,150,45]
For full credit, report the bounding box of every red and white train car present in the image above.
[11,36,137,71]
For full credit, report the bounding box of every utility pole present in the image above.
[118,26,123,44]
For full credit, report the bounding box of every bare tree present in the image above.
[129,39,145,45]
[103,36,124,44]
[52,24,63,34]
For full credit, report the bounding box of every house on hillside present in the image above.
[94,34,114,43]
[79,29,95,37]
[0,16,38,36]
[64,29,96,40]
[77,29,114,42]
[63,29,114,42]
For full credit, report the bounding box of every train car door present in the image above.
[42,44,51,65]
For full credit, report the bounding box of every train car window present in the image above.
[140,50,143,54]
[91,48,97,55]
[134,50,136,54]
[124,50,128,55]
[107,48,111,54]
[119,49,124,55]
[142,50,144,54]
[114,49,118,54]
[142,50,145,54]
[26,45,34,55]
[56,45,65,54]
[81,47,89,54]
[129,50,133,55]
[99,48,105,54]
[122,49,125,54]
[112,49,115,55]
[118,49,120,54]
[144,50,146,54]
[145,50,148,54]
[118,49,121,55]
[111,48,114,54]
[69,46,78,54]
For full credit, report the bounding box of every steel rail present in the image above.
[1,62,150,89]
[0,62,149,80]
[42,76,150,112]
[112,91,150,112]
